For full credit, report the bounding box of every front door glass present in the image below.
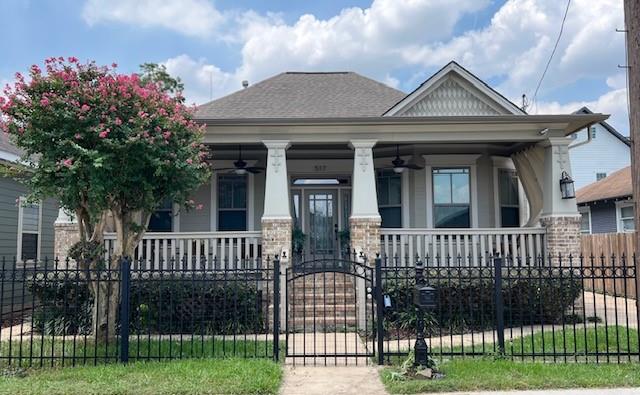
[307,191,336,256]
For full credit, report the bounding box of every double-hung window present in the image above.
[376,170,402,228]
[148,199,173,232]
[617,203,635,233]
[17,197,40,261]
[498,169,520,227]
[218,175,247,231]
[578,206,591,234]
[433,168,470,228]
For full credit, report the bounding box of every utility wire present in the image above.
[532,0,571,113]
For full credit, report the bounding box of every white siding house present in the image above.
[568,107,630,189]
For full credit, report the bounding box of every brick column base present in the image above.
[261,218,292,264]
[349,217,381,263]
[54,222,80,263]
[540,215,581,265]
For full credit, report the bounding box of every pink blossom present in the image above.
[30,64,41,74]
[112,63,118,68]
[195,204,204,211]
[162,131,171,140]
[39,97,50,107]
[99,131,109,138]
[80,104,90,112]
[74,133,82,140]
[62,158,73,167]
[186,158,193,164]
[68,56,79,63]
[114,118,122,126]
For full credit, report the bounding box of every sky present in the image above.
[0,0,630,134]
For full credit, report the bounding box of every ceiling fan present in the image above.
[211,145,265,174]
[384,145,424,173]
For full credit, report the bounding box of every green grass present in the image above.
[0,338,278,368]
[0,358,282,395]
[440,326,639,357]
[381,359,640,394]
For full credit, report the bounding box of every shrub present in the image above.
[383,268,582,337]
[26,273,266,336]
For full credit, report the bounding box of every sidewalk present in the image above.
[280,365,387,395]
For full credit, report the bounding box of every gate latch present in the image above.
[383,294,392,309]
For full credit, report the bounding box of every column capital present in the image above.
[537,136,571,148]
[349,139,377,149]
[262,140,291,150]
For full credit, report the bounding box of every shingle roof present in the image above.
[195,72,406,119]
[576,166,632,204]
[574,107,630,146]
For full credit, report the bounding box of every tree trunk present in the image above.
[90,279,120,343]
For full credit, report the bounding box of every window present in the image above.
[590,126,597,139]
[433,168,470,228]
[617,203,635,233]
[148,199,173,232]
[570,133,578,140]
[596,172,607,181]
[377,170,402,228]
[578,207,591,234]
[17,198,40,261]
[498,169,520,227]
[218,175,247,231]
[291,190,301,229]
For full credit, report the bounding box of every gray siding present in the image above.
[476,154,495,228]
[0,177,57,258]
[180,182,211,231]
[585,201,618,234]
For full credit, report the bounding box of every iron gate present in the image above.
[284,256,382,365]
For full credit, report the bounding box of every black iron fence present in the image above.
[0,253,638,368]
[0,256,280,368]
[379,254,640,363]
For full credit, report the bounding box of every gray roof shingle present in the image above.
[195,72,406,119]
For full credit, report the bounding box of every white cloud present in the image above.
[82,0,224,38]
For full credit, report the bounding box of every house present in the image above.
[85,61,607,265]
[568,107,630,189]
[0,134,58,261]
[576,166,634,234]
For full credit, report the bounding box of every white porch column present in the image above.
[538,136,581,262]
[261,140,292,264]
[349,139,381,260]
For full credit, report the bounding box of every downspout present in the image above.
[568,123,595,149]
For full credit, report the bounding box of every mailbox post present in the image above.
[413,260,436,367]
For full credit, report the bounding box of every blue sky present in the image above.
[1,0,629,133]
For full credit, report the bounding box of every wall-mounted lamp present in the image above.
[559,171,575,199]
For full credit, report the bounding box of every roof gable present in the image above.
[574,106,630,146]
[384,61,525,117]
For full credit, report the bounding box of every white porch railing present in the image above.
[380,228,546,266]
[103,231,262,269]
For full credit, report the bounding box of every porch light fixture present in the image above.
[559,171,575,199]
[234,168,248,175]
[392,165,405,174]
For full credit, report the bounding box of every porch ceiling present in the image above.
[200,113,608,144]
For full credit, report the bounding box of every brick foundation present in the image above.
[349,216,381,263]
[54,222,80,264]
[261,218,292,264]
[540,215,581,265]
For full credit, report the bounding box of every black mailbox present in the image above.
[414,286,437,309]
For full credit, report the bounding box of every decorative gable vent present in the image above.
[399,79,500,116]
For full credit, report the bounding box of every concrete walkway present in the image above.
[280,365,387,395]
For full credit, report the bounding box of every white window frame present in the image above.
[423,155,479,228]
[216,173,249,231]
[17,196,42,262]
[578,206,592,234]
[616,201,635,233]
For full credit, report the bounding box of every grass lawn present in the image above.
[380,359,640,394]
[0,358,282,395]
[0,338,278,368]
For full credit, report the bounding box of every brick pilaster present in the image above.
[349,217,381,263]
[540,215,581,265]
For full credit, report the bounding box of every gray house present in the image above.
[0,134,57,261]
[577,166,634,234]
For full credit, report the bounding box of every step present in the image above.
[290,304,357,314]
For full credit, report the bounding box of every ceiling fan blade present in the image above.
[246,167,263,174]
[212,167,237,171]
[404,163,424,170]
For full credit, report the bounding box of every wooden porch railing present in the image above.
[104,231,262,269]
[380,227,546,266]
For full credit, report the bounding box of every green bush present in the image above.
[383,268,582,337]
[26,273,266,336]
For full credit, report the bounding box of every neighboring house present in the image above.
[0,134,58,261]
[576,166,634,234]
[568,107,630,189]
[93,61,607,264]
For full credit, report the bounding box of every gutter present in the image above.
[568,122,594,149]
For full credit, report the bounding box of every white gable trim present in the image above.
[384,62,525,117]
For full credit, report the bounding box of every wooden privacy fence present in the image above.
[581,232,637,298]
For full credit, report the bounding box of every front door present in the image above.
[306,190,337,257]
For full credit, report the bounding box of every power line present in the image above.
[532,0,571,113]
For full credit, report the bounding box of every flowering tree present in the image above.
[0,57,210,340]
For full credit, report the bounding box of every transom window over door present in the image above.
[376,170,402,228]
[433,168,470,228]
[218,174,247,231]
